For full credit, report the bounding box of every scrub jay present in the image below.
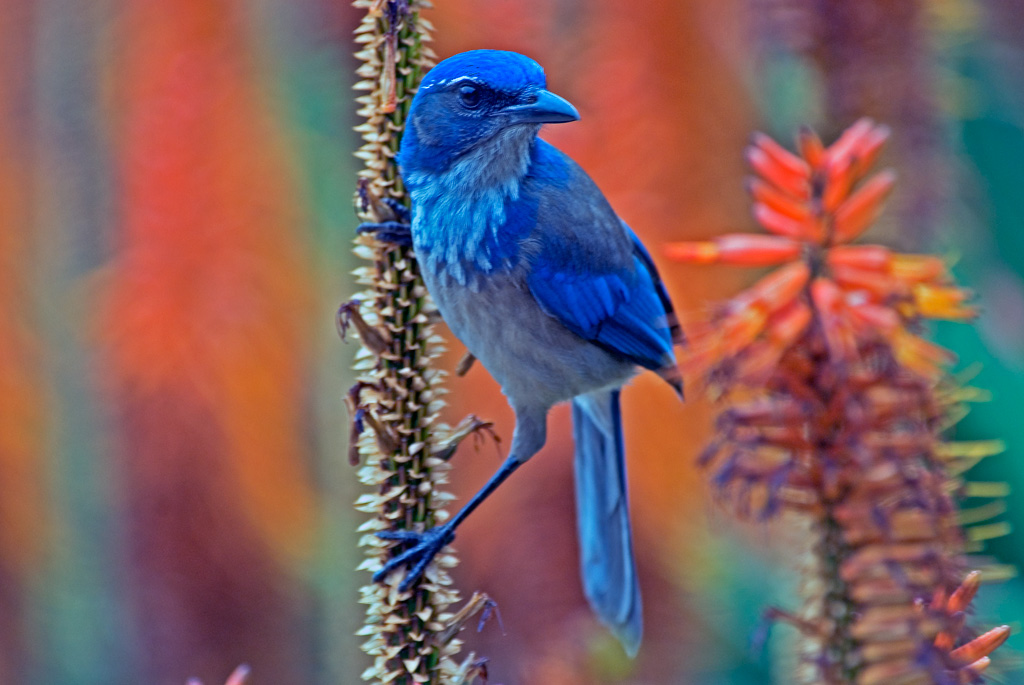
[360,49,683,656]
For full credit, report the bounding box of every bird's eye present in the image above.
[458,84,482,109]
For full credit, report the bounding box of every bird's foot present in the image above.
[379,197,411,222]
[356,219,413,247]
[374,525,455,591]
[357,198,412,246]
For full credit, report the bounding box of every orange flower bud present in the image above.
[948,571,982,614]
[751,131,811,180]
[949,625,1011,665]
[827,245,892,271]
[825,117,876,170]
[767,300,813,344]
[934,571,984,652]
[662,241,719,264]
[856,124,892,173]
[734,302,813,380]
[797,126,825,169]
[719,307,769,357]
[832,266,894,299]
[664,234,802,266]
[753,204,815,240]
[747,178,812,222]
[746,146,810,199]
[847,301,900,334]
[822,156,856,212]
[811,278,858,361]
[734,341,786,382]
[732,261,811,314]
[832,170,897,244]
[810,276,842,312]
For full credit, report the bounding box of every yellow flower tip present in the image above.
[890,254,946,283]
[891,329,955,378]
[913,284,977,320]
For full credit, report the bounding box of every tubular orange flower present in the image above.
[663,234,802,265]
[668,117,974,379]
[746,145,810,200]
[668,120,1008,683]
[832,170,897,243]
[748,177,814,222]
[753,203,817,240]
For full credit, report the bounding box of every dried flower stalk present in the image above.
[668,120,1010,684]
[347,2,481,683]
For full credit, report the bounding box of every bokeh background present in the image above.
[3,1,1023,683]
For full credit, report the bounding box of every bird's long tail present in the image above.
[571,388,642,657]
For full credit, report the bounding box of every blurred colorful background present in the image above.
[3,1,1023,683]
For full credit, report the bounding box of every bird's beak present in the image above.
[503,89,580,124]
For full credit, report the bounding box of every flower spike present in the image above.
[668,120,1007,683]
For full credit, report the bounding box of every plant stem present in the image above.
[350,3,463,683]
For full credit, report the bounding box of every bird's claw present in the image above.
[380,197,411,222]
[374,525,455,591]
[357,220,413,247]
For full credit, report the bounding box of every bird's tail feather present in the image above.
[571,389,642,657]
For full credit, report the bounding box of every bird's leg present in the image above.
[374,409,546,591]
[357,198,413,246]
[374,456,522,590]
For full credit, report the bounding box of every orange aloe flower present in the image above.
[668,118,973,383]
[669,120,1009,683]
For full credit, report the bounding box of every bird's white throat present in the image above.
[407,125,539,288]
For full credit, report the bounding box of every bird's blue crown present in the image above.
[418,49,546,95]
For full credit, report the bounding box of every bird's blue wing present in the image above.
[520,139,679,372]
[528,239,675,372]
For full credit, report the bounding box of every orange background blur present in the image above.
[2,1,1023,683]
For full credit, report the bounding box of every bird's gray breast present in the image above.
[419,262,636,409]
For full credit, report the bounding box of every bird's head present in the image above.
[398,50,579,177]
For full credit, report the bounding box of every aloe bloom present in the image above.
[668,120,1009,684]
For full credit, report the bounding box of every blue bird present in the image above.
[360,49,684,656]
